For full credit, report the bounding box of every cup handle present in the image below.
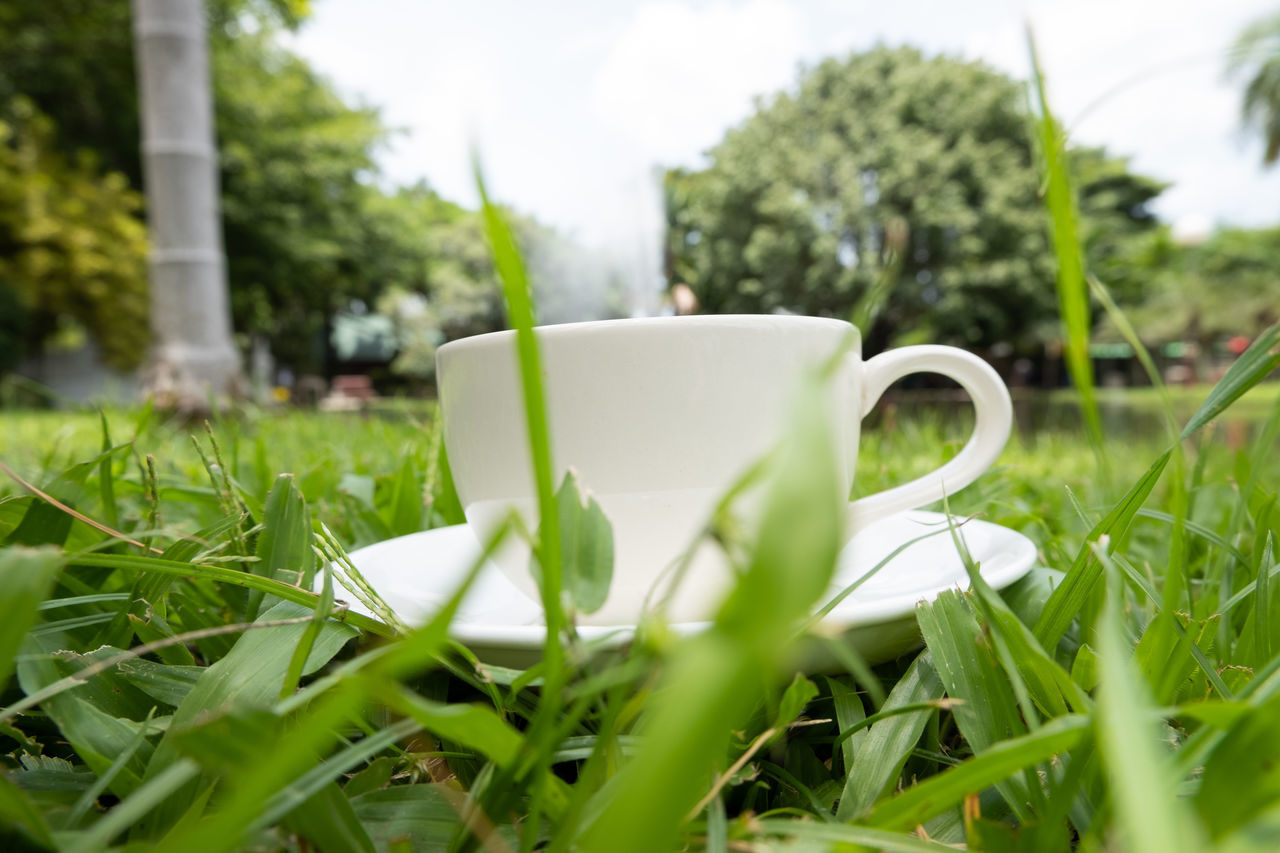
[847,345,1013,532]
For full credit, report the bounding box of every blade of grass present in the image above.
[576,365,846,853]
[250,474,316,620]
[0,546,63,688]
[1258,532,1276,667]
[62,552,389,637]
[62,759,201,853]
[1109,551,1233,700]
[1035,323,1280,651]
[1192,690,1280,838]
[1027,28,1105,468]
[1034,450,1171,648]
[1085,275,1178,439]
[1093,543,1204,852]
[834,652,944,820]
[280,556,335,700]
[474,163,571,851]
[833,699,958,752]
[1133,509,1250,568]
[944,511,1090,717]
[281,781,377,853]
[98,411,120,531]
[0,772,55,849]
[66,711,159,827]
[1179,323,1280,441]
[826,676,866,772]
[138,599,359,836]
[916,589,1037,820]
[2,616,321,725]
[373,682,524,767]
[37,592,131,611]
[158,530,501,853]
[0,457,153,552]
[385,455,423,538]
[243,717,422,837]
[473,163,563,666]
[860,714,1090,831]
[758,818,979,851]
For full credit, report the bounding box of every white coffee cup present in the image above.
[436,315,1012,625]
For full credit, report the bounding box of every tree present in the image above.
[0,98,149,372]
[0,0,593,378]
[368,187,503,382]
[1110,226,1280,348]
[1229,11,1280,166]
[213,25,391,372]
[0,0,385,375]
[373,188,628,382]
[664,46,1165,354]
[0,0,307,185]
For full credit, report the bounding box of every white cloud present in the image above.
[381,46,506,207]
[590,0,805,163]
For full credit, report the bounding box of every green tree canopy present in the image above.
[0,0,525,375]
[1106,226,1280,346]
[664,46,1166,353]
[0,0,309,184]
[373,188,628,381]
[214,25,391,371]
[0,99,149,371]
[1229,11,1280,166]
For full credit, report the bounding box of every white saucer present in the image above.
[327,510,1036,668]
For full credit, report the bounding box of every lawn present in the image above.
[2,365,1279,850]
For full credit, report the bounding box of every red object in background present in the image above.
[1227,335,1251,355]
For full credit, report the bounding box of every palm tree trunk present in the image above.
[131,0,241,408]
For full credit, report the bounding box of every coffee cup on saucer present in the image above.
[436,315,1012,625]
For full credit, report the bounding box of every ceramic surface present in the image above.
[435,315,1014,624]
[325,510,1037,669]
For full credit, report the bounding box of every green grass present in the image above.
[1,373,1277,851]
[4,54,1280,851]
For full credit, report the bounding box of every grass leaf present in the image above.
[474,164,565,664]
[1194,691,1280,838]
[250,473,315,619]
[1180,323,1280,440]
[1094,546,1203,852]
[861,714,1090,831]
[576,367,845,853]
[0,545,62,688]
[385,455,422,538]
[835,652,944,820]
[348,786,473,850]
[1027,28,1105,464]
[541,470,614,616]
[0,772,56,849]
[1034,450,1171,648]
[139,600,358,835]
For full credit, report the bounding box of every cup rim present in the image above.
[436,313,859,358]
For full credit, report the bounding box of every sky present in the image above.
[287,0,1280,309]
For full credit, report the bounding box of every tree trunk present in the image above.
[131,0,241,409]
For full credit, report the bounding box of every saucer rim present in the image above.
[339,510,1038,651]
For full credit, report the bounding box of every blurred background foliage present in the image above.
[1230,10,1280,165]
[0,2,1277,389]
[0,0,562,381]
[662,47,1166,355]
[0,98,149,372]
[1104,224,1280,349]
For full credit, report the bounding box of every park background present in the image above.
[3,2,1280,852]
[2,0,1279,408]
